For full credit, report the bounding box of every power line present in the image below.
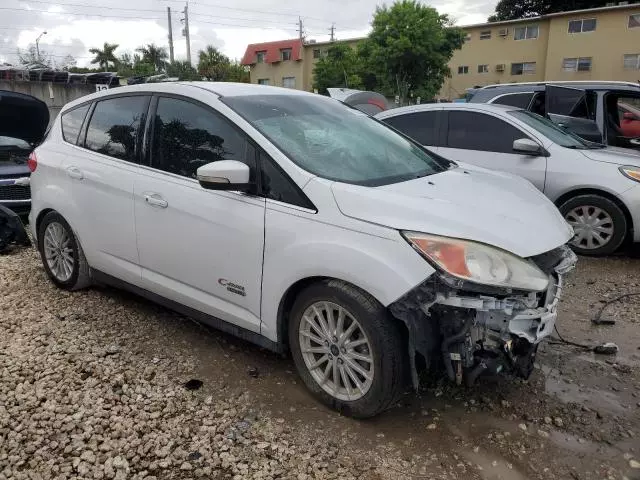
[0,6,163,20]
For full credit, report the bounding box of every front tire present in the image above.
[38,211,91,290]
[288,280,405,418]
[559,194,627,256]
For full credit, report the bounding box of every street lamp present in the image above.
[35,31,47,59]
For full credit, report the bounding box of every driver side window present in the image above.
[150,97,256,180]
[446,111,531,154]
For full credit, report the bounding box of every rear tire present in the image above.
[559,194,627,256]
[288,279,405,418]
[38,211,91,290]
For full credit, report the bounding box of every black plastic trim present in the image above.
[90,269,284,354]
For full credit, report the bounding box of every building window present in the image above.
[313,49,321,59]
[257,78,270,85]
[282,76,296,88]
[563,57,592,72]
[457,66,469,75]
[629,14,640,28]
[479,30,491,40]
[281,48,292,61]
[514,25,539,40]
[256,51,266,63]
[568,18,597,33]
[478,64,489,74]
[511,62,536,75]
[624,54,640,69]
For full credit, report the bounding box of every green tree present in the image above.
[136,43,169,72]
[488,0,631,21]
[89,42,119,71]
[166,60,200,80]
[312,43,363,95]
[359,1,465,104]
[197,45,230,80]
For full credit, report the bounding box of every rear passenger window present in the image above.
[84,96,149,162]
[492,93,533,109]
[150,97,256,180]
[61,104,89,145]
[383,111,439,145]
[447,111,530,154]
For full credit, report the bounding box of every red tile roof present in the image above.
[241,39,303,65]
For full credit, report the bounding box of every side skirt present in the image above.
[90,269,284,354]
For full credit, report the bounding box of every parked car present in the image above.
[326,88,389,114]
[30,83,575,417]
[377,102,640,256]
[468,81,640,149]
[0,90,49,215]
[619,102,640,138]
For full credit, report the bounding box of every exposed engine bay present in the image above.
[390,245,577,388]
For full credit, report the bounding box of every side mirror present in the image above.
[513,138,544,156]
[196,160,252,191]
[623,112,638,121]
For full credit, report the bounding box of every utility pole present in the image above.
[329,24,335,42]
[167,7,174,64]
[297,17,305,42]
[181,3,191,65]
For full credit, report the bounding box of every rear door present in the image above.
[438,109,547,191]
[67,94,150,285]
[380,109,442,152]
[545,85,602,143]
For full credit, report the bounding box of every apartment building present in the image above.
[442,3,640,99]
[241,3,640,99]
[240,38,359,92]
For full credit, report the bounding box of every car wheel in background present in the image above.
[37,211,91,290]
[288,279,405,418]
[559,194,627,256]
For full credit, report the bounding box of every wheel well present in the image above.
[35,208,54,237]
[555,188,633,237]
[277,276,329,352]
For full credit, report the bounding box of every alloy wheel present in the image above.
[565,205,615,251]
[299,301,374,401]
[43,222,74,282]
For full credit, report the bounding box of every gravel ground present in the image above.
[1,245,639,480]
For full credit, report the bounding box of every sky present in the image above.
[0,0,497,68]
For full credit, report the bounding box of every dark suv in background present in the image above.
[0,90,49,215]
[468,81,640,150]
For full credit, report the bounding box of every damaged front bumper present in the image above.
[0,203,31,252]
[390,245,577,388]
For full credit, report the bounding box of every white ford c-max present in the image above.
[29,82,576,417]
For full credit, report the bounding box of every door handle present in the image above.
[144,193,168,208]
[66,166,84,180]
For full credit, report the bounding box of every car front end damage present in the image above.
[390,245,577,388]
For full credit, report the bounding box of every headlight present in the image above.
[402,232,549,292]
[619,166,640,183]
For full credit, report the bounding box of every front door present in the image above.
[438,110,547,191]
[545,85,602,143]
[64,95,150,285]
[134,95,265,333]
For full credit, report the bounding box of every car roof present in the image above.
[473,81,640,95]
[60,81,313,113]
[376,102,517,119]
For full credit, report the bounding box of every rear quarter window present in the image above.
[61,104,90,145]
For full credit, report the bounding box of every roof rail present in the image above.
[481,80,640,90]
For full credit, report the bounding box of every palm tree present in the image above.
[197,45,230,80]
[136,43,169,72]
[89,42,119,71]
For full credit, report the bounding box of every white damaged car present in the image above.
[29,83,576,417]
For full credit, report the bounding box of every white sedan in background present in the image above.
[378,103,640,256]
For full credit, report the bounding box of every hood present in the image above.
[580,146,640,166]
[331,166,573,258]
[0,90,49,145]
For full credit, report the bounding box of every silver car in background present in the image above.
[377,103,640,256]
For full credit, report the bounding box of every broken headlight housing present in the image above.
[402,232,549,292]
